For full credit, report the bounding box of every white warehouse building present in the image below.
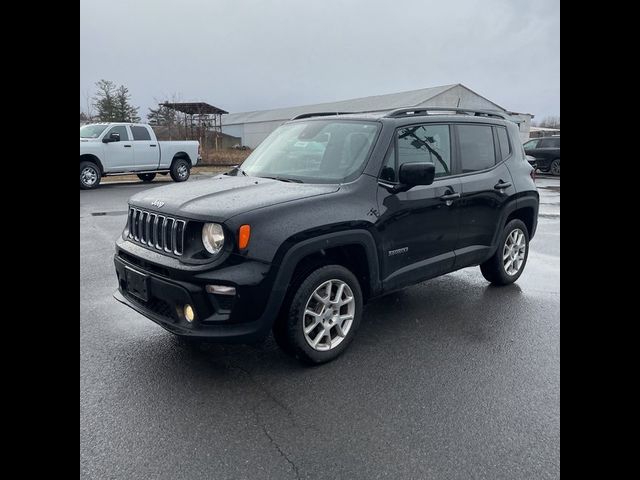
[221,83,533,149]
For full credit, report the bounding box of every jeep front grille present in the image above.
[127,207,186,256]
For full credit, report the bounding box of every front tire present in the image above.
[137,173,156,183]
[170,158,190,182]
[480,219,530,285]
[80,161,101,190]
[274,265,363,364]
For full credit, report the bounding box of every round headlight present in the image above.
[202,223,225,255]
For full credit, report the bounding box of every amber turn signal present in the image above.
[238,224,251,249]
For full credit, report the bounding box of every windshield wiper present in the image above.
[260,176,303,183]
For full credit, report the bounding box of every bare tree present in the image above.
[535,116,560,129]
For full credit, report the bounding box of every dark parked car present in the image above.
[523,136,560,175]
[113,108,539,364]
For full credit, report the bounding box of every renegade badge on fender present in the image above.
[114,108,539,364]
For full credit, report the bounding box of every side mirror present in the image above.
[103,132,120,143]
[387,162,435,193]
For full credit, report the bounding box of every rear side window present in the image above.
[539,137,560,148]
[523,139,538,150]
[397,124,452,178]
[106,125,129,141]
[457,125,496,173]
[130,126,152,141]
[496,127,511,161]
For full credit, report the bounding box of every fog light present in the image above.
[183,304,195,322]
[206,285,236,296]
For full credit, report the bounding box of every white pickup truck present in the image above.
[80,123,200,189]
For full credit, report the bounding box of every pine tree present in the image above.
[92,80,140,122]
[148,104,177,126]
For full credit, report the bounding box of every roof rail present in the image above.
[291,112,353,120]
[384,107,510,120]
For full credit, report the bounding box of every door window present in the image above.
[106,125,129,141]
[457,125,496,173]
[523,139,539,150]
[539,137,560,148]
[496,126,511,161]
[130,126,152,141]
[396,124,452,178]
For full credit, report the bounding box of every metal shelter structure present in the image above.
[161,102,228,150]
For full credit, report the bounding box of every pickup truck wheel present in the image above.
[137,173,156,182]
[550,158,560,176]
[80,161,101,190]
[480,219,529,285]
[274,265,363,364]
[170,159,190,182]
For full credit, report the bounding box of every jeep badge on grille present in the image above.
[151,200,165,208]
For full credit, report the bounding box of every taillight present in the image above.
[530,168,536,180]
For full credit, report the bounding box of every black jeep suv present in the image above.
[114,108,539,364]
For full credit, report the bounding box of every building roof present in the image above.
[162,102,228,115]
[530,126,560,132]
[222,83,497,125]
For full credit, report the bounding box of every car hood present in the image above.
[128,174,340,222]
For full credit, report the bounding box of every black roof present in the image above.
[161,102,228,115]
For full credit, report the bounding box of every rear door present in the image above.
[130,125,160,170]
[376,123,462,290]
[102,125,134,171]
[453,123,516,267]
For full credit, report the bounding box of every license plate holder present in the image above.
[125,267,149,302]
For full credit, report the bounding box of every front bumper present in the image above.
[113,250,276,343]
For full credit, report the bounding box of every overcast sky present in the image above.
[80,0,559,121]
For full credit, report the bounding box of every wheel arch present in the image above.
[272,230,381,311]
[80,154,104,174]
[171,152,192,167]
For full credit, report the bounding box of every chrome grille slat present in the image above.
[127,207,186,256]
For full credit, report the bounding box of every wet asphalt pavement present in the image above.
[80,175,560,480]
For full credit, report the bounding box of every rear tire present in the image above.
[137,173,156,183]
[170,158,190,182]
[550,158,560,176]
[273,265,363,365]
[80,161,101,190]
[480,219,530,285]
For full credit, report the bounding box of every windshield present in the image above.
[80,124,109,139]
[237,120,380,183]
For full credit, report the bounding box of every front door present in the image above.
[376,123,461,291]
[102,125,134,171]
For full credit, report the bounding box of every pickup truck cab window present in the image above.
[106,125,129,141]
[130,125,152,141]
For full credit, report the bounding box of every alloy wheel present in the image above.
[303,279,355,351]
